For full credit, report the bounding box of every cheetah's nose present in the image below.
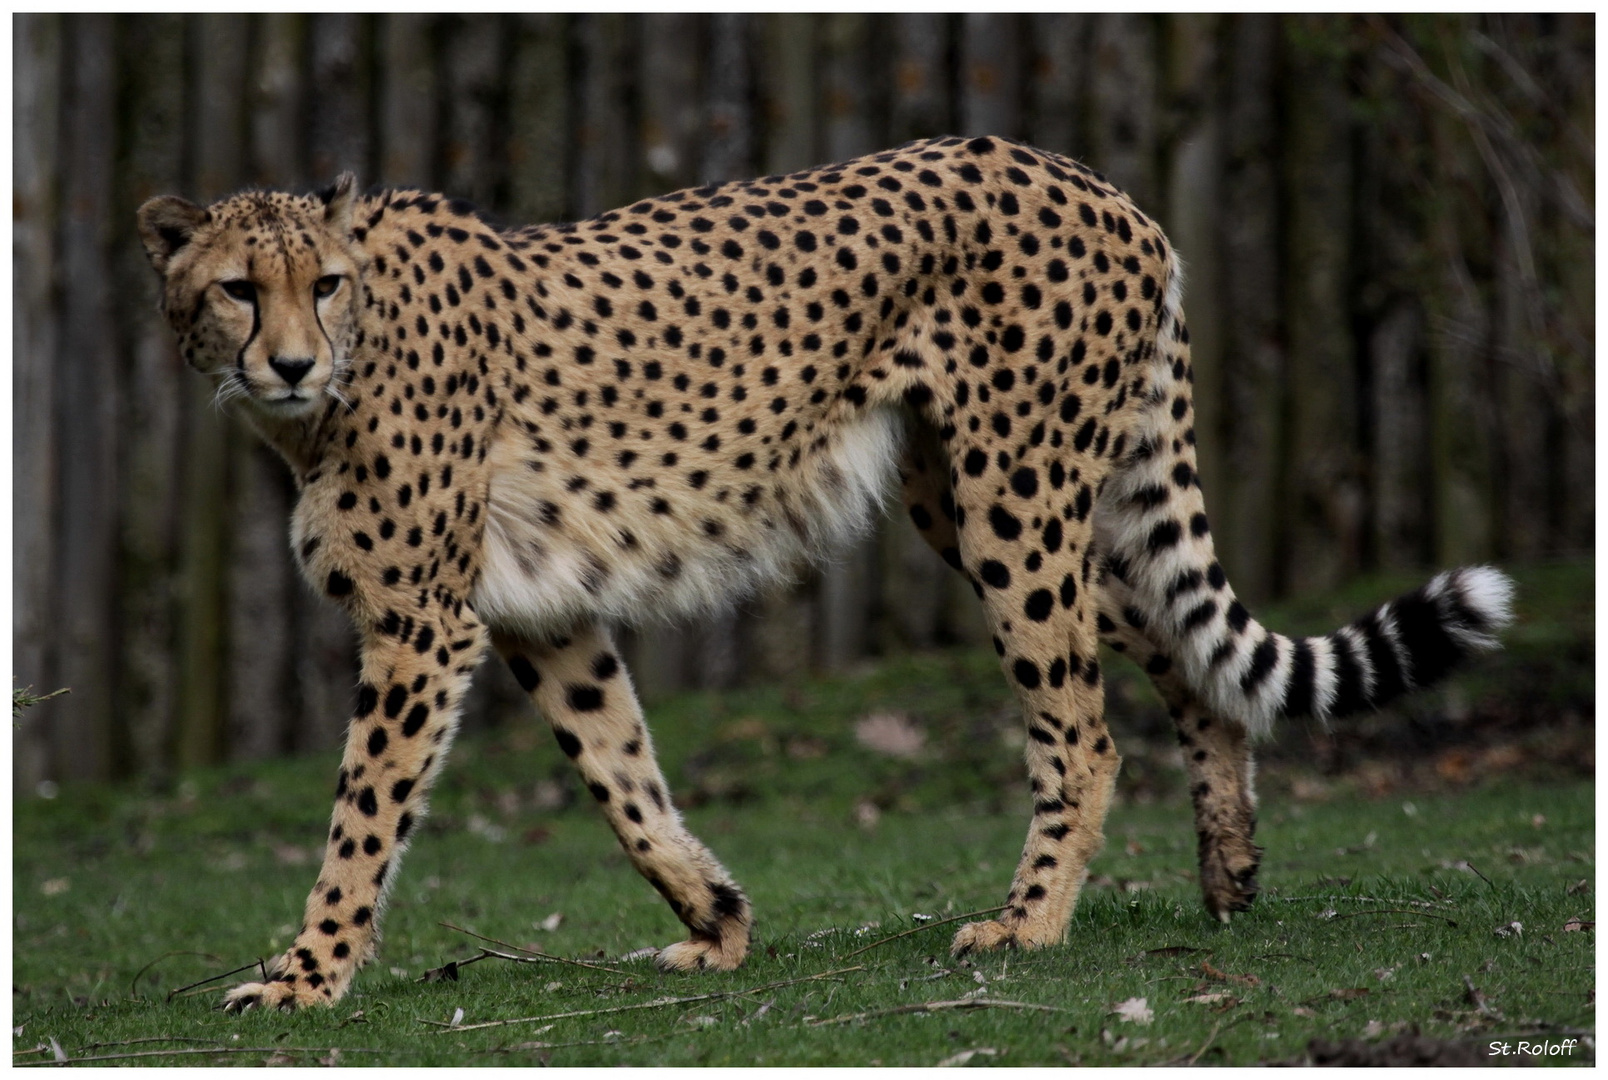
[268,356,315,387]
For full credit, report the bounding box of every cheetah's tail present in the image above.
[1096,255,1515,737]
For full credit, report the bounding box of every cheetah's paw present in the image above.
[221,980,317,1013]
[1200,837,1262,923]
[656,934,747,972]
[950,920,1021,956]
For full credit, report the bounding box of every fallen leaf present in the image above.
[1563,919,1593,933]
[1492,921,1523,938]
[419,961,460,983]
[450,1006,465,1028]
[1183,991,1235,1006]
[1463,976,1499,1018]
[1124,839,1145,856]
[1133,945,1205,962]
[854,800,881,829]
[39,878,69,897]
[936,1047,998,1067]
[854,712,926,759]
[1111,996,1153,1025]
[1567,879,1591,895]
[272,844,311,866]
[1200,960,1260,987]
[1293,1007,1318,1018]
[536,912,564,932]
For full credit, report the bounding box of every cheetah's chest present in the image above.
[470,408,905,639]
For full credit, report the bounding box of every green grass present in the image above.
[13,563,1595,1065]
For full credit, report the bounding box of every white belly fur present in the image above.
[472,408,905,639]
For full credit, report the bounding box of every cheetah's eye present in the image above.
[314,275,342,299]
[220,280,256,303]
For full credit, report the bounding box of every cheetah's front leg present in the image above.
[494,624,752,971]
[222,608,488,1011]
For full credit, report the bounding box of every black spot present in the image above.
[711,882,747,919]
[357,787,378,816]
[1147,520,1182,552]
[507,654,541,692]
[402,703,429,737]
[568,685,605,711]
[1013,659,1041,689]
[553,727,583,757]
[326,570,354,597]
[988,505,1023,540]
[979,560,1011,589]
[366,727,388,757]
[1024,590,1055,622]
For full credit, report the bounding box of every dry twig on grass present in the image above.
[14,1046,387,1066]
[425,966,863,1033]
[807,997,1067,1027]
[1333,909,1459,926]
[163,958,265,1002]
[439,922,631,976]
[842,906,1006,960]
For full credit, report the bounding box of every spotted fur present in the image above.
[137,137,1513,1011]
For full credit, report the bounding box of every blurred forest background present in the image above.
[12,13,1593,787]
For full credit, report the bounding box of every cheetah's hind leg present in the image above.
[1095,560,1261,920]
[493,625,751,971]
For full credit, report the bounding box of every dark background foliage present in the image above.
[12,14,1592,785]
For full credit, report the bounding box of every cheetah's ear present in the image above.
[136,196,209,276]
[320,172,359,236]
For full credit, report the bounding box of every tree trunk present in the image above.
[890,14,950,143]
[1161,15,1225,566]
[1088,15,1159,209]
[249,14,305,188]
[13,13,64,789]
[505,14,569,225]
[640,14,703,193]
[1025,14,1088,157]
[442,15,503,207]
[572,14,637,218]
[308,14,372,183]
[378,14,437,191]
[113,12,187,779]
[1280,15,1364,595]
[958,13,1020,138]
[55,14,122,780]
[1212,15,1283,603]
[760,14,818,173]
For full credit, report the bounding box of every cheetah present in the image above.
[136,136,1514,1011]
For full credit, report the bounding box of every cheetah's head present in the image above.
[137,174,365,419]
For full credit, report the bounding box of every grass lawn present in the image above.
[13,564,1595,1066]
